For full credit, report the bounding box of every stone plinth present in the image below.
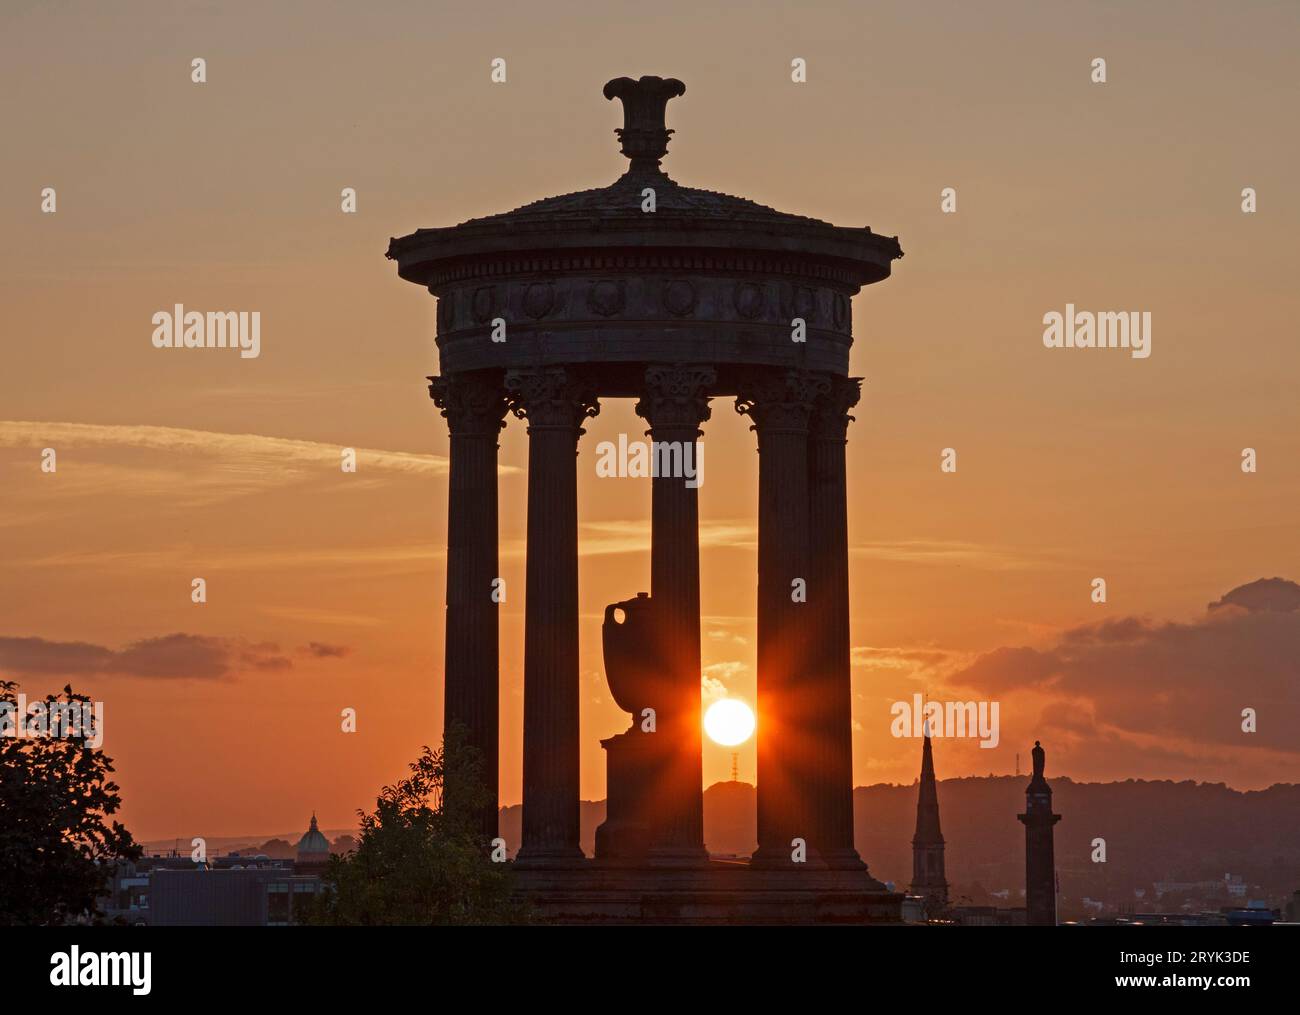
[514,861,902,925]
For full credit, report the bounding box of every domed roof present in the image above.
[450,167,836,230]
[387,75,901,285]
[296,813,329,859]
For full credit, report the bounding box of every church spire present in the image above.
[914,728,943,842]
[910,725,948,914]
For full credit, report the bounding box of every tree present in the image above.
[302,725,527,925]
[329,834,357,856]
[255,837,296,859]
[0,681,141,925]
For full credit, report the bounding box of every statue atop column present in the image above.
[1018,739,1061,926]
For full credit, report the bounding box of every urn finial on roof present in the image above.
[602,75,686,171]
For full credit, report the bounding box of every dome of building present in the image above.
[295,813,330,865]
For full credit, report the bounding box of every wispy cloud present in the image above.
[851,539,1048,571]
[298,642,351,659]
[24,542,443,571]
[0,632,291,680]
[851,645,960,675]
[0,421,459,478]
[261,606,385,628]
[572,519,756,558]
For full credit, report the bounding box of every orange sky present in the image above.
[2,1,1298,842]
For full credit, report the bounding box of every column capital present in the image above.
[635,364,716,433]
[809,375,862,441]
[504,367,600,433]
[735,369,830,435]
[429,373,509,437]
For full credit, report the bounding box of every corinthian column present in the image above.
[429,372,508,840]
[809,375,866,869]
[635,364,715,865]
[736,368,829,868]
[505,366,599,867]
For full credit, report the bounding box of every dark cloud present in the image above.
[240,641,293,671]
[948,645,1058,687]
[299,642,351,659]
[1208,577,1300,614]
[1059,616,1151,645]
[945,578,1300,756]
[1038,701,1098,735]
[0,633,290,679]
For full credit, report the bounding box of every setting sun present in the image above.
[703,699,756,747]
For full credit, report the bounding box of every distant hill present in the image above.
[140,829,356,858]
[852,776,1300,907]
[500,777,1300,910]
[170,778,1299,912]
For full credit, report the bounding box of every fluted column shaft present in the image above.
[430,373,508,840]
[737,369,828,867]
[635,364,715,864]
[506,367,598,866]
[808,376,865,868]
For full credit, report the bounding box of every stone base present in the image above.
[513,858,903,925]
[819,847,869,871]
[513,846,588,870]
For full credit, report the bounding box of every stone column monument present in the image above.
[387,73,905,922]
[1018,740,1062,927]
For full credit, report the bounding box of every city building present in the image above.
[102,815,327,926]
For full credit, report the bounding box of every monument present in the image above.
[387,75,904,922]
[1018,740,1061,927]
